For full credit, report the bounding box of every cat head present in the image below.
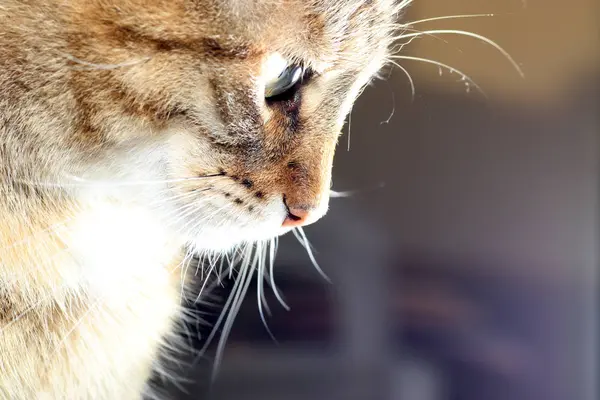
[54,0,403,251]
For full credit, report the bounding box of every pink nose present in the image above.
[282,207,310,228]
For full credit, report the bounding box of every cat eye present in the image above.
[265,64,305,99]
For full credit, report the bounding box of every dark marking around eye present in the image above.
[255,191,264,199]
[234,198,244,205]
[265,66,317,130]
[241,179,253,189]
[266,89,301,122]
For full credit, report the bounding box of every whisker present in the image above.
[146,187,213,210]
[177,202,236,240]
[161,195,214,226]
[390,55,487,97]
[256,242,278,344]
[395,26,455,49]
[330,190,353,198]
[63,173,227,187]
[211,246,256,380]
[194,263,240,353]
[13,173,226,189]
[193,253,226,304]
[381,86,399,122]
[161,190,236,231]
[196,245,254,380]
[257,243,272,317]
[395,30,524,78]
[217,254,228,287]
[179,249,196,305]
[293,227,331,283]
[330,182,386,199]
[347,104,353,151]
[268,237,289,311]
[404,13,497,27]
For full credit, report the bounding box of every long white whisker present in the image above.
[268,237,289,311]
[210,245,256,380]
[391,62,415,102]
[293,227,331,283]
[393,26,455,49]
[194,254,223,303]
[257,243,272,317]
[217,254,228,286]
[13,173,226,189]
[256,242,278,344]
[166,197,217,229]
[63,172,227,186]
[329,190,353,198]
[396,30,524,78]
[146,187,214,208]
[381,86,399,123]
[405,13,497,27]
[177,202,236,241]
[390,55,487,98]
[196,244,251,355]
[179,249,196,304]
[347,105,353,151]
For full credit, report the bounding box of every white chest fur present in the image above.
[44,202,184,399]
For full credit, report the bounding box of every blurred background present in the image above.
[159,0,599,399]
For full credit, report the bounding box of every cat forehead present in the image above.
[84,0,396,61]
[222,0,396,48]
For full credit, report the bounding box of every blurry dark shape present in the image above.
[393,252,572,400]
[226,274,336,345]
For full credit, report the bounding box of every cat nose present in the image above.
[282,196,314,227]
[282,207,310,228]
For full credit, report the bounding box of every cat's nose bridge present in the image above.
[275,155,332,227]
[279,166,322,211]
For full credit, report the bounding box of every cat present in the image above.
[0,0,405,398]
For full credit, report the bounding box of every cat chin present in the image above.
[186,221,287,254]
[184,206,328,254]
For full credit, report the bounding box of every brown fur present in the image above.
[0,0,403,398]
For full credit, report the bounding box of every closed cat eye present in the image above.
[264,64,304,99]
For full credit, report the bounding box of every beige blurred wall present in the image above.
[399,0,599,104]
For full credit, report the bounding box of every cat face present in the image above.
[64,0,399,251]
